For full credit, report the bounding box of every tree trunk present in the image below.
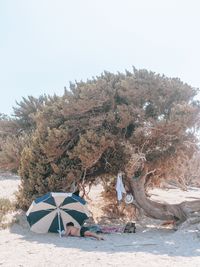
[127,173,200,226]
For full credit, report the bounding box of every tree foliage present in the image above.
[0,69,200,218]
[0,95,48,172]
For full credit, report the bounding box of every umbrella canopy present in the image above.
[26,192,90,235]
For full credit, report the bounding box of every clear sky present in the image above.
[0,0,200,115]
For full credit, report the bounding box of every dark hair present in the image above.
[66,222,74,227]
[73,189,80,196]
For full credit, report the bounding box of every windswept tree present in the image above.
[5,68,200,226]
[13,95,48,132]
[0,95,48,172]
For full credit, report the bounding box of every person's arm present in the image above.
[84,230,104,240]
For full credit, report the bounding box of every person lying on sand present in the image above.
[64,222,104,240]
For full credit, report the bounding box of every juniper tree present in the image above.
[2,68,200,226]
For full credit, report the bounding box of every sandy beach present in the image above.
[0,173,200,267]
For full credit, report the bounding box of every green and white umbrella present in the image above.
[26,192,90,237]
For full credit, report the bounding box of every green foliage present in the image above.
[1,68,200,209]
[13,95,48,132]
[0,95,57,172]
[0,134,30,172]
[0,113,10,121]
[0,114,25,172]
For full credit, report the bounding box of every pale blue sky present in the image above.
[0,0,200,115]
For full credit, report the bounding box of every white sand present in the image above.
[0,172,20,201]
[0,174,200,267]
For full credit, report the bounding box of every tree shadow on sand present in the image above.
[8,211,200,257]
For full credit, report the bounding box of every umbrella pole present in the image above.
[57,209,62,238]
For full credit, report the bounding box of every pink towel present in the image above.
[100,226,125,234]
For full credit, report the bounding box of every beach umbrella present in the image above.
[26,192,90,237]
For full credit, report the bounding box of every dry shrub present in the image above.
[0,198,15,228]
[101,185,137,222]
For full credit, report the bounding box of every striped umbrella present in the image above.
[26,192,90,237]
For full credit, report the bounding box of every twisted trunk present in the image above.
[127,173,200,226]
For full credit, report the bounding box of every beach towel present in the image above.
[100,225,125,234]
[88,225,125,234]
